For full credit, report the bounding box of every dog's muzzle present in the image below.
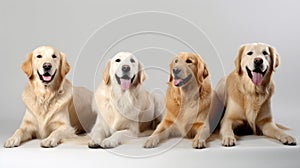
[37,63,56,84]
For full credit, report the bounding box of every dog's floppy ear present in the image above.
[21,52,33,79]
[136,62,146,84]
[103,61,111,85]
[196,61,209,85]
[58,52,70,93]
[235,45,246,75]
[268,46,280,71]
[60,52,70,77]
[168,61,174,82]
[22,52,33,79]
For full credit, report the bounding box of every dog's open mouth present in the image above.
[246,66,267,86]
[37,70,56,84]
[115,74,135,90]
[173,74,192,87]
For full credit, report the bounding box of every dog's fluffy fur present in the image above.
[4,46,96,148]
[143,52,212,148]
[88,52,164,148]
[208,43,296,147]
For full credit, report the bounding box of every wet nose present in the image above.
[122,65,130,73]
[43,63,52,71]
[254,58,263,65]
[173,68,181,75]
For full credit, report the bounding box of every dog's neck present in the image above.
[179,77,200,107]
[29,75,64,104]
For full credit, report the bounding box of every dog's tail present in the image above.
[61,134,91,145]
[276,123,290,130]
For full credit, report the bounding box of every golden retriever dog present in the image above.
[88,52,164,148]
[144,52,212,148]
[215,43,296,146]
[4,46,96,148]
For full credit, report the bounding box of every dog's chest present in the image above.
[25,93,70,138]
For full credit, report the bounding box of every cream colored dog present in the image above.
[4,46,96,148]
[88,52,164,148]
[211,43,296,147]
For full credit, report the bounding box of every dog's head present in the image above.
[103,52,146,90]
[235,43,280,86]
[169,52,209,87]
[22,46,70,86]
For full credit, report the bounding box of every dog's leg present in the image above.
[4,111,36,148]
[259,121,296,145]
[4,128,34,148]
[257,102,296,145]
[40,124,75,148]
[88,114,112,149]
[143,119,175,148]
[193,122,210,149]
[100,129,137,148]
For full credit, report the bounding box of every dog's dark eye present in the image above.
[115,59,121,62]
[262,51,268,55]
[37,55,42,58]
[130,58,135,63]
[52,54,57,58]
[247,51,253,56]
[175,59,178,63]
[186,59,192,63]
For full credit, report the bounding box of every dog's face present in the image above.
[103,52,145,90]
[169,52,208,87]
[235,43,280,86]
[22,46,70,86]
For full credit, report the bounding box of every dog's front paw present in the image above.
[192,138,207,149]
[144,136,160,148]
[222,136,236,147]
[101,137,120,148]
[280,135,296,146]
[4,136,21,148]
[88,139,103,149]
[40,138,59,148]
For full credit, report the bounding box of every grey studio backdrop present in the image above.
[0,0,299,167]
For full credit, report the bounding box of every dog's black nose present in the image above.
[173,68,181,75]
[122,65,130,73]
[43,63,52,71]
[254,58,263,65]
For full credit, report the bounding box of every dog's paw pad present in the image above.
[222,136,236,147]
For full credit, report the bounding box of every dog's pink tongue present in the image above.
[120,79,131,90]
[174,79,182,86]
[42,76,52,82]
[252,72,263,85]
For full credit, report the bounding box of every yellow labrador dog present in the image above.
[4,46,96,148]
[88,52,164,148]
[213,43,296,147]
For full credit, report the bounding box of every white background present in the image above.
[0,0,299,167]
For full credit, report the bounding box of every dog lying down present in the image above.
[4,46,96,148]
[198,43,296,147]
[144,52,212,149]
[88,52,164,148]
